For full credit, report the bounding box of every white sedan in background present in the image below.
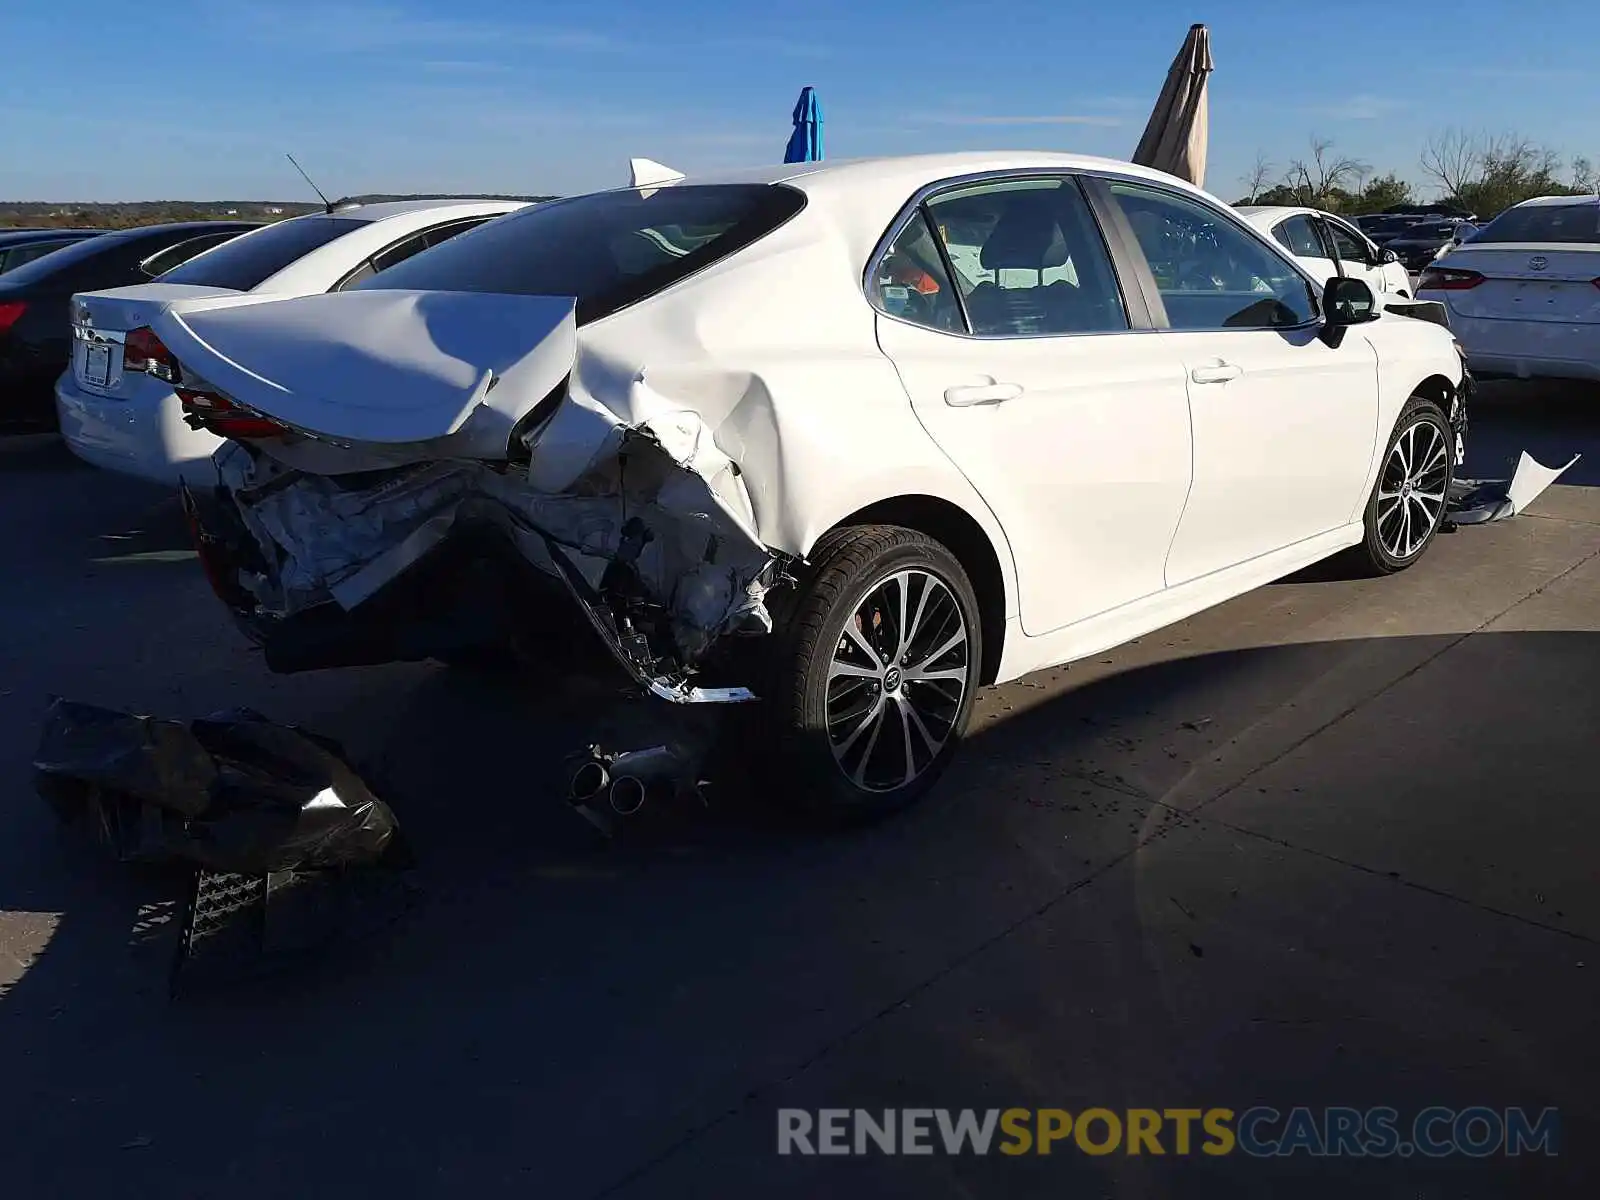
[1238,205,1413,297]
[56,199,527,484]
[1418,195,1600,383]
[153,154,1466,819]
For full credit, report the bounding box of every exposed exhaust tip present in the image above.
[609,776,647,816]
[569,760,609,804]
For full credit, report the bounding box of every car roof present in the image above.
[0,228,99,244]
[599,152,1233,262]
[1513,194,1600,208]
[322,198,532,222]
[1236,204,1318,221]
[98,220,262,242]
[646,151,1208,194]
[1234,205,1364,236]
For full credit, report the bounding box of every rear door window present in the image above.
[424,216,491,248]
[157,217,365,288]
[370,232,433,274]
[140,230,252,279]
[920,176,1129,335]
[331,217,496,292]
[353,185,807,324]
[1322,219,1374,265]
[0,240,78,273]
[1274,215,1327,259]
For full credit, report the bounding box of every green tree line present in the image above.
[1237,130,1597,217]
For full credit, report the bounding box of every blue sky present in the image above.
[5,0,1598,201]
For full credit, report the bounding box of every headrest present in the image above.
[980,198,1069,271]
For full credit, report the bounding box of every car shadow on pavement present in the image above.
[2,629,1596,1198]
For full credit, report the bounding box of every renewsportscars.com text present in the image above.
[777,1106,1559,1158]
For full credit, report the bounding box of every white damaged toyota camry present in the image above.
[152,152,1470,819]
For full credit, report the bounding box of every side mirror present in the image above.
[1381,247,1401,264]
[1324,276,1379,326]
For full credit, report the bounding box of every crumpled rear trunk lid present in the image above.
[160,286,786,702]
[153,289,579,457]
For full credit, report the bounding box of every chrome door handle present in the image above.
[1190,362,1243,384]
[944,380,1024,407]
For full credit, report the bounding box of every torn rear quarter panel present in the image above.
[154,290,795,701]
[209,420,781,702]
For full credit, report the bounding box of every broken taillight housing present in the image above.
[123,325,178,381]
[1417,266,1486,291]
[178,388,291,439]
[0,301,26,335]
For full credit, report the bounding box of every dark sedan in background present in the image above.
[0,229,105,275]
[1353,214,1423,245]
[0,221,257,431]
[1383,220,1465,271]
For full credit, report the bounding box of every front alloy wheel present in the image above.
[1355,396,1454,574]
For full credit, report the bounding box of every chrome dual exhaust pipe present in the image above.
[567,745,689,819]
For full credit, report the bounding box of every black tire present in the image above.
[762,525,983,824]
[1351,395,1454,575]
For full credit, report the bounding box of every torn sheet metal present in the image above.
[205,387,783,702]
[35,697,401,874]
[1380,296,1451,330]
[1448,452,1583,524]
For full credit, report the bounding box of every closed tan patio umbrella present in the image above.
[1132,23,1213,187]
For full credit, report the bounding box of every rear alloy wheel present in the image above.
[1355,396,1454,574]
[767,525,982,823]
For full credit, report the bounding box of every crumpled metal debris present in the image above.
[34,698,411,994]
[34,697,401,874]
[1448,452,1582,525]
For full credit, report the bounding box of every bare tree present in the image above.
[1285,136,1370,207]
[1419,127,1481,199]
[1571,156,1597,193]
[1240,152,1275,203]
[1422,129,1566,203]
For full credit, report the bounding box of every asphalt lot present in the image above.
[2,383,1597,1198]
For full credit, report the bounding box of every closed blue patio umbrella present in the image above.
[783,86,823,163]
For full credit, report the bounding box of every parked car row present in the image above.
[45,152,1469,817]
[0,228,105,275]
[0,221,259,430]
[56,199,525,482]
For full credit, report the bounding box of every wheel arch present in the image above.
[1409,372,1457,412]
[822,494,1010,685]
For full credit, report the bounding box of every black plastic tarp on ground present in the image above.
[34,698,401,874]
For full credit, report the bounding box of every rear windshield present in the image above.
[160,216,366,289]
[353,184,807,324]
[0,230,137,286]
[1472,202,1600,244]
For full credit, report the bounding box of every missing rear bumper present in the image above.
[183,432,786,703]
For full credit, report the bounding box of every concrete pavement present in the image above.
[0,383,1596,1197]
